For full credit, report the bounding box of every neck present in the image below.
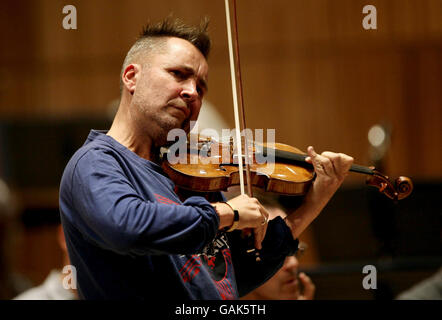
[107,102,158,162]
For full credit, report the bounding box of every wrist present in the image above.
[213,202,235,230]
[223,202,239,232]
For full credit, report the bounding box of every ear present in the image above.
[121,64,140,95]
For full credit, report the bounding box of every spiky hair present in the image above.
[119,17,211,92]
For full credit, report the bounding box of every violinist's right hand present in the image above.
[213,194,269,250]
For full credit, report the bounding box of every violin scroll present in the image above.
[366,168,413,201]
[395,176,414,200]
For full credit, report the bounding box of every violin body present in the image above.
[162,140,314,196]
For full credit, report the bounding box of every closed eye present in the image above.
[170,70,185,79]
[169,67,208,96]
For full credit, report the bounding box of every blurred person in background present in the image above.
[395,267,442,300]
[13,224,78,300]
[232,189,315,300]
[241,241,315,300]
[0,178,32,299]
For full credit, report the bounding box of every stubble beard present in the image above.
[132,93,191,149]
[145,107,189,148]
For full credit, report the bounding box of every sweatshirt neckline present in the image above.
[87,129,164,173]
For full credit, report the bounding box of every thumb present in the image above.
[305,146,317,163]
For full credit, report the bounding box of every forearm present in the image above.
[285,181,337,239]
[285,204,320,240]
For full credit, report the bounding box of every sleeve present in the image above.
[228,216,299,297]
[68,150,220,256]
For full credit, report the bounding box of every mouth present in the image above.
[284,277,298,288]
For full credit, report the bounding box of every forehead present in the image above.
[152,37,209,79]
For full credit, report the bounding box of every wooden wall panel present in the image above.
[0,0,440,185]
[0,0,441,290]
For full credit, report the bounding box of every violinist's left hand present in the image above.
[284,146,353,239]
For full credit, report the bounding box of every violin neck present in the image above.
[348,164,375,175]
[263,147,374,176]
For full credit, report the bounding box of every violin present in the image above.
[161,135,413,201]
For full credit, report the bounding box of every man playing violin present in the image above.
[59,17,353,300]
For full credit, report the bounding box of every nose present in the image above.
[180,80,198,102]
[283,256,299,273]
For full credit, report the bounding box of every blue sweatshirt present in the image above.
[59,130,298,300]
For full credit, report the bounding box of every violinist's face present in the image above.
[130,37,208,146]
